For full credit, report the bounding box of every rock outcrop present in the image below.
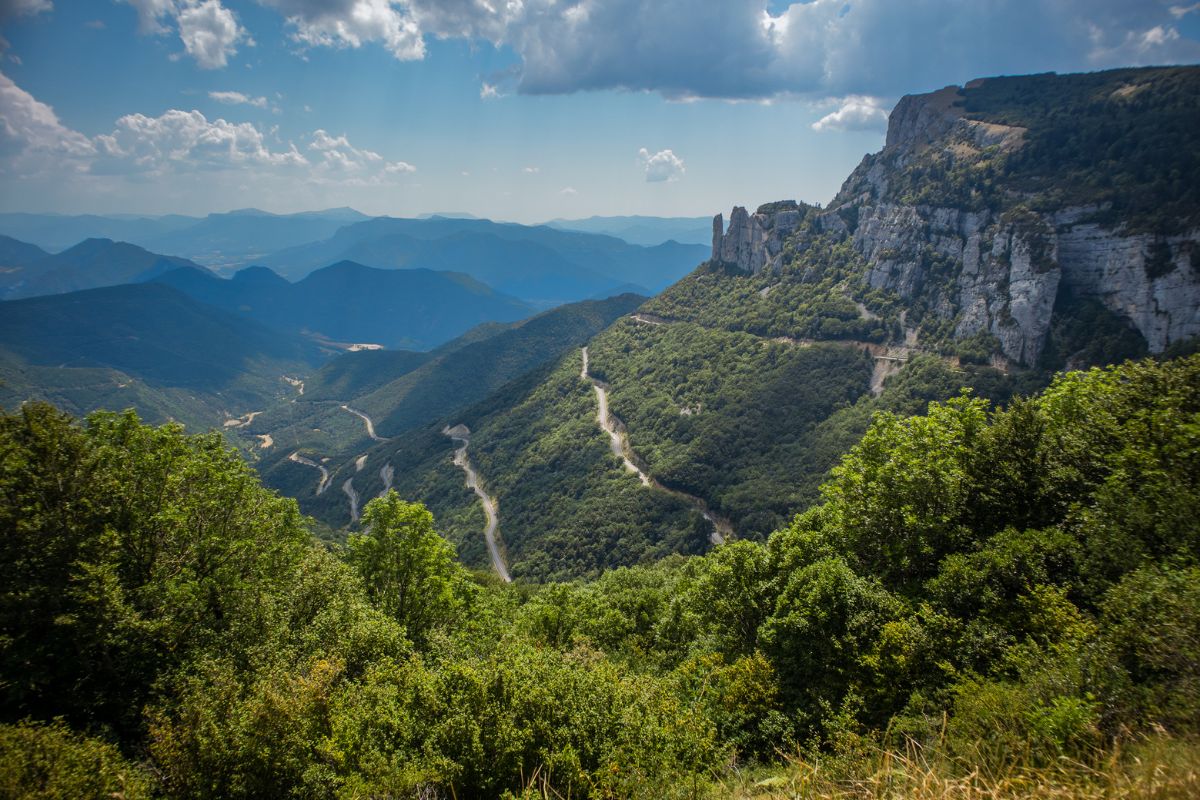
[711,202,803,275]
[709,76,1199,365]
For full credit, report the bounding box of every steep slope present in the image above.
[0,283,323,428]
[154,260,535,350]
[1,239,209,300]
[249,296,650,557]
[298,66,1198,581]
[259,215,708,302]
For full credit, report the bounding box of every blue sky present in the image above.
[0,1,1197,222]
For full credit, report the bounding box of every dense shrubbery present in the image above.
[2,353,1198,797]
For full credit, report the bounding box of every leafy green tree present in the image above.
[759,556,905,732]
[819,394,989,592]
[346,492,472,645]
[0,404,310,735]
[0,720,152,800]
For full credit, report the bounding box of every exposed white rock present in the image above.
[708,79,1198,366]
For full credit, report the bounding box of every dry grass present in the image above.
[721,733,1200,800]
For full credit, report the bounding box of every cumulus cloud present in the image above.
[560,186,576,195]
[309,128,415,180]
[0,70,95,171]
[260,0,424,60]
[811,95,889,133]
[522,166,539,173]
[177,1,246,68]
[638,147,685,183]
[120,0,247,68]
[94,109,306,173]
[209,90,268,108]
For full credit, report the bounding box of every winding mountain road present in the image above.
[288,451,331,495]
[343,477,361,522]
[443,425,511,582]
[342,405,387,441]
[580,347,731,545]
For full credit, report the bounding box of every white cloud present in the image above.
[638,147,685,183]
[308,128,415,179]
[119,1,247,68]
[811,95,889,133]
[94,109,306,173]
[479,82,500,99]
[0,0,52,22]
[560,186,576,195]
[119,0,178,35]
[0,70,95,171]
[177,1,246,69]
[260,0,424,60]
[522,166,539,174]
[209,90,268,108]
[1170,3,1200,18]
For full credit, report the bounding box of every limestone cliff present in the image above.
[711,67,1200,366]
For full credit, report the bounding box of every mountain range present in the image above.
[0,208,369,268]
[257,216,707,305]
[0,238,209,300]
[0,66,1195,586]
[545,215,713,246]
[152,260,534,350]
[245,66,1200,582]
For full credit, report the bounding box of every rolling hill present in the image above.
[0,282,324,429]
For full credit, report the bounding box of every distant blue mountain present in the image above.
[154,260,535,350]
[0,208,370,268]
[545,215,714,246]
[0,238,210,300]
[259,215,708,305]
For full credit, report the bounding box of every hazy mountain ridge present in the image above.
[0,238,211,300]
[153,260,535,350]
[258,215,708,304]
[0,208,369,268]
[545,215,713,246]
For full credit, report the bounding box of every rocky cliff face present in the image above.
[711,203,803,276]
[711,72,1200,366]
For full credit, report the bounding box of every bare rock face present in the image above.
[1055,219,1200,351]
[954,214,1061,365]
[711,202,803,275]
[710,79,1198,366]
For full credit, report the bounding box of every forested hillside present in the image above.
[326,67,1198,582]
[3,353,1198,797]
